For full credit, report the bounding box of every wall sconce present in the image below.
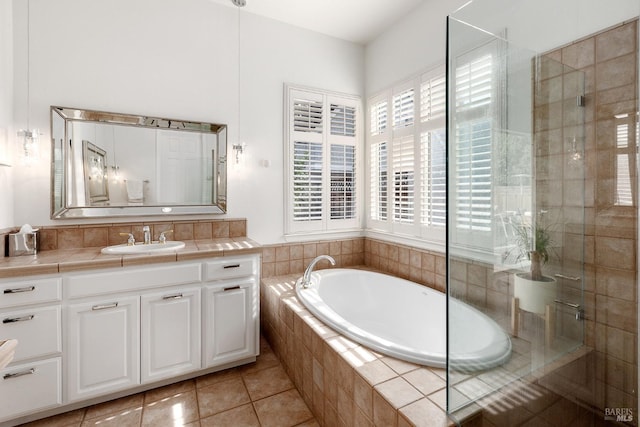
[17,129,40,165]
[111,165,121,182]
[233,143,246,166]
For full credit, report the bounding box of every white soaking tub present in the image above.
[295,268,511,371]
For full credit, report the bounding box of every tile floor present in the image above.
[20,337,317,427]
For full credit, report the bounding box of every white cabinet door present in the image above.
[204,279,257,367]
[141,287,201,383]
[66,295,140,402]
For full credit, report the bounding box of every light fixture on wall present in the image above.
[231,0,246,7]
[17,129,40,165]
[18,0,40,166]
[233,143,246,166]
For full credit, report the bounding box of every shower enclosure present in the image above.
[446,0,638,425]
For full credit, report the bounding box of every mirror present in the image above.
[51,106,227,218]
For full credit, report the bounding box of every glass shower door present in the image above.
[446,14,588,424]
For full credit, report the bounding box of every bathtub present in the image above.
[295,268,511,371]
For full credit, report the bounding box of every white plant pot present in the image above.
[513,273,557,315]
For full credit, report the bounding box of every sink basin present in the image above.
[101,241,186,255]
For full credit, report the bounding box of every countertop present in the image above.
[0,237,262,279]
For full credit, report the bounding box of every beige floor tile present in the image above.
[141,389,200,426]
[197,377,251,418]
[145,379,196,404]
[243,365,294,401]
[20,409,85,427]
[83,393,144,420]
[82,406,142,427]
[199,403,260,427]
[253,389,314,427]
[195,367,242,389]
[240,348,282,375]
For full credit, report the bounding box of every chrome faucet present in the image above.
[143,226,151,245]
[301,255,335,289]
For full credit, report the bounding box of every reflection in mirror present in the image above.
[51,106,227,218]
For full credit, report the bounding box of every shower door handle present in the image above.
[554,300,584,320]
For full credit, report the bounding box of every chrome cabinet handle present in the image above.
[3,286,35,294]
[3,314,35,324]
[162,293,183,300]
[3,368,35,380]
[92,302,119,311]
[223,264,241,269]
[223,285,241,292]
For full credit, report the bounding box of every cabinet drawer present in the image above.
[0,305,61,362]
[66,263,202,299]
[0,357,62,421]
[205,256,258,281]
[0,277,61,309]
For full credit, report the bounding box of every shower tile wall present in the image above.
[540,19,638,415]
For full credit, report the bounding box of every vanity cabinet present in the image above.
[0,276,63,422]
[66,295,140,402]
[141,286,201,383]
[0,253,260,425]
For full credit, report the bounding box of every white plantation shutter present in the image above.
[454,53,494,232]
[393,88,415,129]
[285,85,360,235]
[331,104,356,137]
[370,101,388,136]
[370,141,388,221]
[455,119,492,231]
[330,145,356,219]
[367,67,447,242]
[456,54,493,114]
[294,99,323,133]
[293,141,323,221]
[421,75,446,123]
[392,135,415,223]
[421,130,446,227]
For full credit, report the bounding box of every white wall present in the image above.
[0,0,14,229]
[9,0,364,244]
[451,0,639,53]
[364,0,467,97]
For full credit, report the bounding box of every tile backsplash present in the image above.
[1,219,247,254]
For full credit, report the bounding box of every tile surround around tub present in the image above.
[261,274,456,427]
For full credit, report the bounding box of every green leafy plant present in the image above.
[509,218,556,281]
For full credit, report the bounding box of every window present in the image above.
[285,85,361,235]
[367,66,446,243]
[451,49,496,238]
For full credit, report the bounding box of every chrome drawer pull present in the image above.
[92,302,119,311]
[3,286,35,294]
[223,285,241,292]
[162,293,183,300]
[3,368,35,380]
[3,314,35,324]
[223,264,241,269]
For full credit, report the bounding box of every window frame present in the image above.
[284,84,362,238]
[365,66,447,246]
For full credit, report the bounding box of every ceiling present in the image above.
[210,0,427,44]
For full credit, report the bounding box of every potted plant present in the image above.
[510,217,557,315]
